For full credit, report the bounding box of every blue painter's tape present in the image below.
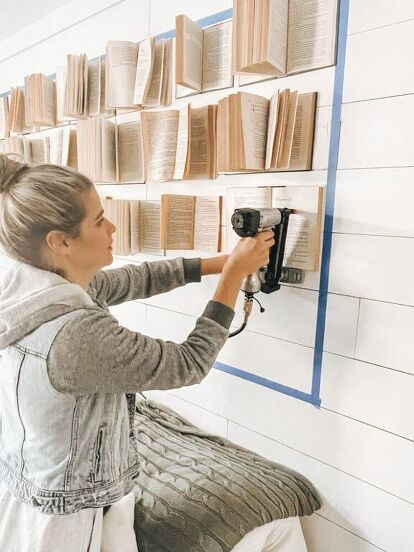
[311,0,350,405]
[156,8,233,40]
[214,362,321,407]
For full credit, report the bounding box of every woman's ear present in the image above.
[45,230,70,254]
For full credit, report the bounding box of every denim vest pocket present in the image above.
[92,425,105,484]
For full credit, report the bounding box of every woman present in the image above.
[0,154,274,551]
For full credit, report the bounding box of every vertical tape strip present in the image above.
[311,0,350,404]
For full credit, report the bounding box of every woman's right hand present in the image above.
[224,230,275,277]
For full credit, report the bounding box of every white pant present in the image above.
[0,484,138,552]
[231,517,308,552]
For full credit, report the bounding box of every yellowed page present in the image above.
[202,20,233,91]
[173,105,189,180]
[42,76,56,127]
[106,41,139,108]
[134,37,154,105]
[49,128,64,164]
[130,200,141,254]
[189,106,209,179]
[239,92,269,170]
[117,120,145,183]
[287,0,338,74]
[143,40,164,107]
[160,38,173,106]
[140,200,162,253]
[225,186,272,251]
[176,15,203,91]
[87,57,101,116]
[194,196,222,252]
[160,194,195,250]
[141,110,179,182]
[101,119,116,183]
[67,127,78,169]
[265,0,288,75]
[271,185,323,270]
[278,89,298,168]
[289,92,317,170]
[265,91,279,169]
[29,136,47,165]
[56,66,71,123]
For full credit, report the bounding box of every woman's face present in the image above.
[72,187,116,272]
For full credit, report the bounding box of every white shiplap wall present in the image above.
[0,1,413,551]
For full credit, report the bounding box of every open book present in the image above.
[133,37,173,108]
[175,15,233,93]
[226,185,323,270]
[233,0,338,77]
[160,194,222,252]
[24,74,56,127]
[7,87,31,134]
[105,38,172,109]
[141,104,217,182]
[218,90,316,172]
[101,197,162,255]
[3,136,26,162]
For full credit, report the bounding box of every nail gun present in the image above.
[229,207,296,337]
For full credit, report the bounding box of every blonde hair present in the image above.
[0,154,93,271]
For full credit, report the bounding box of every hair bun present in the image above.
[0,154,29,193]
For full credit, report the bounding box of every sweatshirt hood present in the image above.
[0,262,95,349]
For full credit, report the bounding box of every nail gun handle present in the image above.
[261,208,293,294]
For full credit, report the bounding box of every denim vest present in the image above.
[0,309,140,515]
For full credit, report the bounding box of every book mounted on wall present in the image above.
[24,74,56,127]
[217,89,317,172]
[226,185,324,271]
[175,15,233,95]
[232,0,338,77]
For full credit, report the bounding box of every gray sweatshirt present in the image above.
[0,258,235,395]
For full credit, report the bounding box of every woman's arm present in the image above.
[90,255,229,307]
[47,300,234,394]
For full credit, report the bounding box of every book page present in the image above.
[278,89,298,168]
[271,89,289,167]
[160,194,195,250]
[225,186,272,251]
[160,38,173,106]
[194,196,222,252]
[271,185,323,270]
[133,37,154,105]
[265,91,279,169]
[287,0,338,74]
[130,200,140,254]
[141,110,179,182]
[87,57,101,116]
[117,120,144,183]
[106,41,139,108]
[265,0,288,75]
[41,76,56,127]
[101,119,116,183]
[189,106,210,179]
[289,92,317,170]
[239,92,269,170]
[140,201,161,253]
[49,128,64,164]
[67,127,78,169]
[202,20,233,92]
[175,15,203,92]
[143,40,164,107]
[173,104,189,180]
[56,66,71,123]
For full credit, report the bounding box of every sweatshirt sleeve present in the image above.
[89,257,201,306]
[47,300,235,395]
